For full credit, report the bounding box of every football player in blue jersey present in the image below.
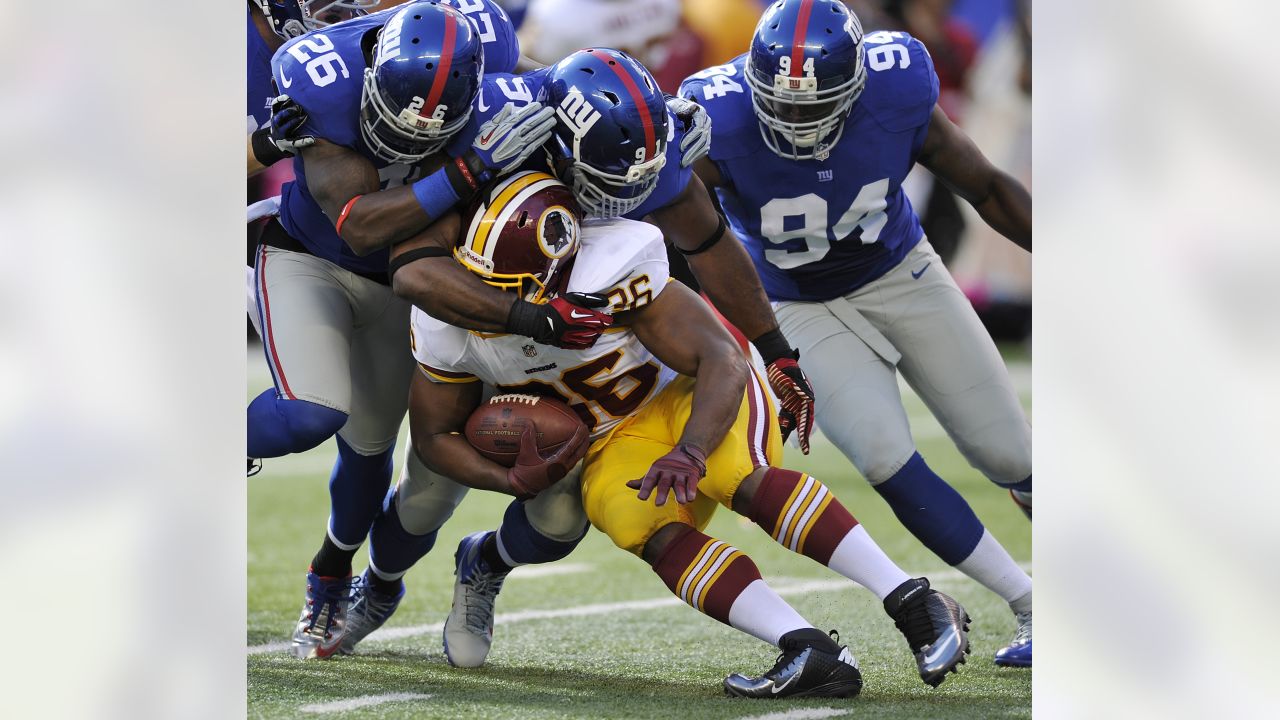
[680,0,1033,668]
[378,49,829,667]
[250,1,617,659]
[248,2,381,175]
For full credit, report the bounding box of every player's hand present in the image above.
[766,356,815,454]
[665,95,710,168]
[507,421,590,500]
[627,444,708,506]
[509,292,615,349]
[269,94,315,155]
[467,102,558,180]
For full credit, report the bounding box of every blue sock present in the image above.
[874,452,985,566]
[493,499,587,566]
[247,389,347,458]
[327,436,396,548]
[367,490,438,580]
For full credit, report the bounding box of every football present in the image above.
[464,393,586,467]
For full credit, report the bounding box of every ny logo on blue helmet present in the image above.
[359,1,484,163]
[541,48,669,219]
[745,0,866,161]
[252,1,382,40]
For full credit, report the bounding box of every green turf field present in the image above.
[248,349,1031,719]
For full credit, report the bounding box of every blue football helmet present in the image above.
[252,1,382,40]
[540,48,669,218]
[360,2,484,163]
[745,0,866,161]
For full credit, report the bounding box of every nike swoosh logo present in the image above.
[911,262,931,279]
[477,91,490,113]
[922,628,960,666]
[569,310,595,320]
[771,668,801,694]
[478,128,497,145]
[280,72,293,89]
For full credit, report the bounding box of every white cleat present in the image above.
[443,531,509,668]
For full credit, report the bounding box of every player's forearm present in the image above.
[337,186,436,256]
[247,135,268,176]
[391,259,518,333]
[336,158,485,256]
[971,171,1031,252]
[413,432,518,496]
[679,353,748,453]
[685,237,780,342]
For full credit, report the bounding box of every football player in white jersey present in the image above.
[394,171,973,694]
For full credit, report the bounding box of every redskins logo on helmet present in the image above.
[456,172,583,304]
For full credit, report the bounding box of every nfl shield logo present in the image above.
[523,344,538,357]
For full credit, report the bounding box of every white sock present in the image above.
[726,579,813,646]
[826,525,912,601]
[954,529,1032,609]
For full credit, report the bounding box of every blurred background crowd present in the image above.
[248,0,1031,340]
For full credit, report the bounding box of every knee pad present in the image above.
[523,470,589,542]
[958,423,1032,488]
[247,390,348,457]
[394,449,470,536]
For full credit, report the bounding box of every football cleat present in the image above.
[1010,490,1032,520]
[443,531,509,668]
[883,577,971,687]
[339,568,405,655]
[247,457,262,477]
[724,628,862,699]
[290,570,354,659]
[994,610,1032,668]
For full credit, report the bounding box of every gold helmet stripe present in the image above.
[469,172,556,259]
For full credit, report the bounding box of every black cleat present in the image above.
[884,578,971,688]
[723,628,862,699]
[248,457,262,478]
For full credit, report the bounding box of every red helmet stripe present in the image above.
[790,0,815,77]
[600,56,656,161]
[422,14,457,116]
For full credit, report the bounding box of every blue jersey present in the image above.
[447,67,693,222]
[679,32,939,302]
[247,8,276,132]
[272,1,519,275]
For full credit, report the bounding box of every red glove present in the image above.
[507,293,615,350]
[626,444,708,506]
[507,421,590,499]
[766,356,815,454]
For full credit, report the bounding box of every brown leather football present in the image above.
[464,393,586,467]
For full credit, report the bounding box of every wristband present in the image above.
[251,127,289,166]
[752,328,796,365]
[676,214,726,256]
[411,166,463,220]
[505,299,547,341]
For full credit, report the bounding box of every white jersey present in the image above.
[411,217,678,440]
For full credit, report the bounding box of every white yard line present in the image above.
[250,563,1033,656]
[508,562,592,579]
[248,578,851,656]
[742,709,854,720]
[298,692,433,714]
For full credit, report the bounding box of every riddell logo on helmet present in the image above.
[377,11,406,66]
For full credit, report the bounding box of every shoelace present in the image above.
[461,564,506,631]
[305,578,353,636]
[352,582,399,622]
[1010,611,1032,645]
[893,595,938,652]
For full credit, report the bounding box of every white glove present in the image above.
[471,102,558,179]
[666,95,711,168]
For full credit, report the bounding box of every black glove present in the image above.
[507,293,615,350]
[251,94,315,166]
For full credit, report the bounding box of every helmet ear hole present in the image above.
[517,210,531,228]
[601,91,620,106]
